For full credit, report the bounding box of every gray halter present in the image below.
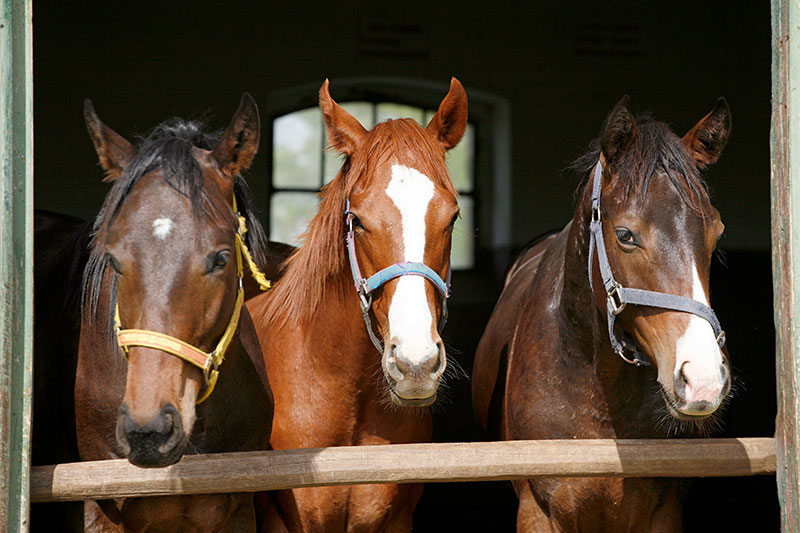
[587,161,726,366]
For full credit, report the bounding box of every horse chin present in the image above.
[125,440,188,468]
[659,387,717,422]
[385,379,438,407]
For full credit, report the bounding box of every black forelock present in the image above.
[571,114,711,211]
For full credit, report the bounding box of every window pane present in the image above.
[323,102,374,184]
[273,107,322,189]
[447,123,474,192]
[451,195,475,270]
[376,103,424,125]
[270,191,319,246]
[425,111,474,192]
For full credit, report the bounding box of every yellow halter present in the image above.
[114,196,270,404]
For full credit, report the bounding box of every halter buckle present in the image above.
[591,204,602,224]
[608,283,626,315]
[359,289,372,312]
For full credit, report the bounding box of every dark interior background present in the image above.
[33,1,777,530]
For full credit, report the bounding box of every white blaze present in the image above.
[385,164,437,364]
[152,217,174,240]
[673,265,725,404]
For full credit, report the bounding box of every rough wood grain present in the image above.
[30,438,776,503]
[772,1,800,530]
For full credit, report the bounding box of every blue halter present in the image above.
[587,161,726,366]
[345,199,451,353]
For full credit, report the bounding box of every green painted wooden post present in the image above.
[0,0,33,531]
[773,1,800,531]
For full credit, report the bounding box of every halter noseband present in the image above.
[114,196,271,404]
[587,160,726,366]
[345,198,451,354]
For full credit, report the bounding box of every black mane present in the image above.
[572,114,711,211]
[82,118,269,317]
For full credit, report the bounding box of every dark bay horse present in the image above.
[472,97,732,531]
[247,78,468,531]
[73,95,276,531]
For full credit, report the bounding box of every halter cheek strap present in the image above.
[345,198,451,354]
[587,161,726,366]
[114,196,270,404]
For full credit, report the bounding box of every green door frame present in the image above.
[772,1,800,530]
[0,0,33,531]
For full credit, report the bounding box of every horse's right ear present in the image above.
[84,99,136,182]
[319,79,367,156]
[600,96,636,162]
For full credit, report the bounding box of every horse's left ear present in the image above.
[212,93,261,179]
[426,77,468,150]
[682,98,732,169]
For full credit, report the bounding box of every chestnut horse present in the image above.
[247,78,467,531]
[473,97,732,531]
[74,95,276,531]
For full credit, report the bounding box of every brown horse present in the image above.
[473,97,732,531]
[247,78,467,531]
[74,95,276,531]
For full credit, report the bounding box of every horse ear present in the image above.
[212,93,261,178]
[84,99,136,182]
[682,98,731,169]
[319,79,367,156]
[426,77,468,150]
[600,96,636,162]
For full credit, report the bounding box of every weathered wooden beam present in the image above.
[772,1,800,531]
[0,1,33,531]
[30,438,775,503]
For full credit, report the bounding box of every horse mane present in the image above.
[571,114,712,213]
[261,118,457,329]
[82,118,269,318]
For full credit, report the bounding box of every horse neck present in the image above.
[559,186,601,360]
[306,269,385,394]
[559,184,655,411]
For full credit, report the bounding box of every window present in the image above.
[270,102,476,269]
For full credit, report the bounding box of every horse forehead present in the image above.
[385,164,435,204]
[114,176,192,233]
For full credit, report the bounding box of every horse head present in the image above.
[320,78,467,407]
[590,96,732,420]
[83,94,261,466]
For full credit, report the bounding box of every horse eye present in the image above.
[449,211,460,228]
[615,228,637,246]
[106,253,122,275]
[209,250,231,272]
[350,215,364,230]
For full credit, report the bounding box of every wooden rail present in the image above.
[31,438,776,502]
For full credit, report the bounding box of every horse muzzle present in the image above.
[669,357,731,418]
[116,403,188,467]
[383,338,446,407]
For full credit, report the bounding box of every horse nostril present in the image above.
[394,353,413,376]
[119,403,185,466]
[674,362,689,401]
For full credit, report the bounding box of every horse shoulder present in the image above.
[473,233,561,438]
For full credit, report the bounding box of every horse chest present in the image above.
[529,476,684,531]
